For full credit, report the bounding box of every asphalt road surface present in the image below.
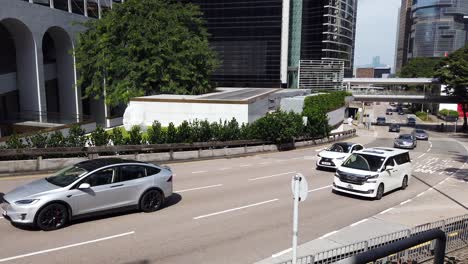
[0,104,466,264]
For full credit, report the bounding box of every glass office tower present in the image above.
[409,0,468,58]
[190,1,284,88]
[190,0,357,88]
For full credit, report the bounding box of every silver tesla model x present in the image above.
[1,158,173,231]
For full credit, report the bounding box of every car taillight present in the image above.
[167,176,173,182]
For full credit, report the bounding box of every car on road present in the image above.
[412,129,429,140]
[386,108,393,115]
[398,111,405,115]
[1,158,173,231]
[332,147,412,200]
[394,134,417,149]
[376,117,386,125]
[317,142,364,170]
[389,124,400,132]
[407,117,416,126]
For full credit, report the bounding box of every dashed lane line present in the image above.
[400,199,412,205]
[0,231,135,263]
[193,198,279,220]
[308,185,332,193]
[191,171,207,174]
[175,184,223,193]
[248,171,296,181]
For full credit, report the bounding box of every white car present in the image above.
[332,147,412,200]
[316,142,364,169]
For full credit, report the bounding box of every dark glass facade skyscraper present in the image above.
[189,0,358,88]
[190,0,284,88]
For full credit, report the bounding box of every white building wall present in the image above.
[124,101,249,129]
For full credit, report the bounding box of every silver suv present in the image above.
[1,158,173,231]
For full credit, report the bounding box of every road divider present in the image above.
[272,248,292,258]
[0,231,135,263]
[248,171,296,181]
[175,184,223,193]
[193,198,279,220]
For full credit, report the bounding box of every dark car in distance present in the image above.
[376,117,386,126]
[386,108,393,115]
[407,117,416,126]
[389,124,400,132]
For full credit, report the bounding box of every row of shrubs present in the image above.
[3,91,350,150]
[3,110,329,149]
[439,109,459,117]
[415,111,431,122]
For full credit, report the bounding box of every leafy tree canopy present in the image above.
[75,0,219,106]
[399,57,442,78]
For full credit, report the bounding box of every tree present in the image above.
[147,121,164,144]
[75,0,219,107]
[67,125,87,147]
[90,126,109,146]
[399,57,442,78]
[435,45,468,130]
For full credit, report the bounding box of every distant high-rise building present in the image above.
[396,0,468,73]
[410,0,468,59]
[371,56,381,68]
[395,0,412,73]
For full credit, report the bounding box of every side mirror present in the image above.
[386,165,394,171]
[78,183,91,189]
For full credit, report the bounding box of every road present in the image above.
[0,102,466,264]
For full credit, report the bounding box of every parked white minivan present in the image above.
[332,147,412,200]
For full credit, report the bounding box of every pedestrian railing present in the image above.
[277,214,468,264]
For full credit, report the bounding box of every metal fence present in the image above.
[278,214,468,264]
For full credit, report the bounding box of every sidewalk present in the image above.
[256,165,468,264]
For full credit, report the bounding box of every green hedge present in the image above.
[439,109,459,117]
[415,111,431,121]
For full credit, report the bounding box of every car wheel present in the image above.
[36,203,68,231]
[140,189,164,213]
[375,184,384,200]
[401,176,408,190]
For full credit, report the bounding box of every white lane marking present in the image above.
[248,171,296,181]
[417,153,426,159]
[308,185,332,193]
[192,171,207,174]
[240,164,252,167]
[272,248,292,258]
[176,184,223,193]
[277,159,288,162]
[319,230,339,239]
[260,162,271,165]
[379,208,394,215]
[0,231,135,263]
[416,192,425,197]
[0,217,3,219]
[350,218,369,227]
[193,198,279,220]
[400,199,412,205]
[290,157,303,160]
[219,167,231,171]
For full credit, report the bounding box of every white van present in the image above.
[332,147,412,200]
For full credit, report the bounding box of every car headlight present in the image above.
[335,157,345,160]
[366,174,379,179]
[15,199,40,205]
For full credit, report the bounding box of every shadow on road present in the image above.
[123,260,151,264]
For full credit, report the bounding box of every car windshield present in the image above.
[399,135,412,140]
[415,130,425,133]
[46,166,88,187]
[342,154,385,172]
[377,117,385,121]
[328,143,350,153]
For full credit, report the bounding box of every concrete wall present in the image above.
[0,0,87,120]
[327,107,346,127]
[0,72,16,94]
[124,101,250,128]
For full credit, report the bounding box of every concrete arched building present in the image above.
[0,0,114,137]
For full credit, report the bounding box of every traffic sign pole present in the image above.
[292,175,300,264]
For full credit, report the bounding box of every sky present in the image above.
[353,0,402,71]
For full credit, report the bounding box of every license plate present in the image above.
[347,184,354,190]
[321,162,331,166]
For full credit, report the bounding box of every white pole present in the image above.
[292,175,300,264]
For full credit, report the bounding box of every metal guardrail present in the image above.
[278,214,468,264]
[0,129,357,159]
